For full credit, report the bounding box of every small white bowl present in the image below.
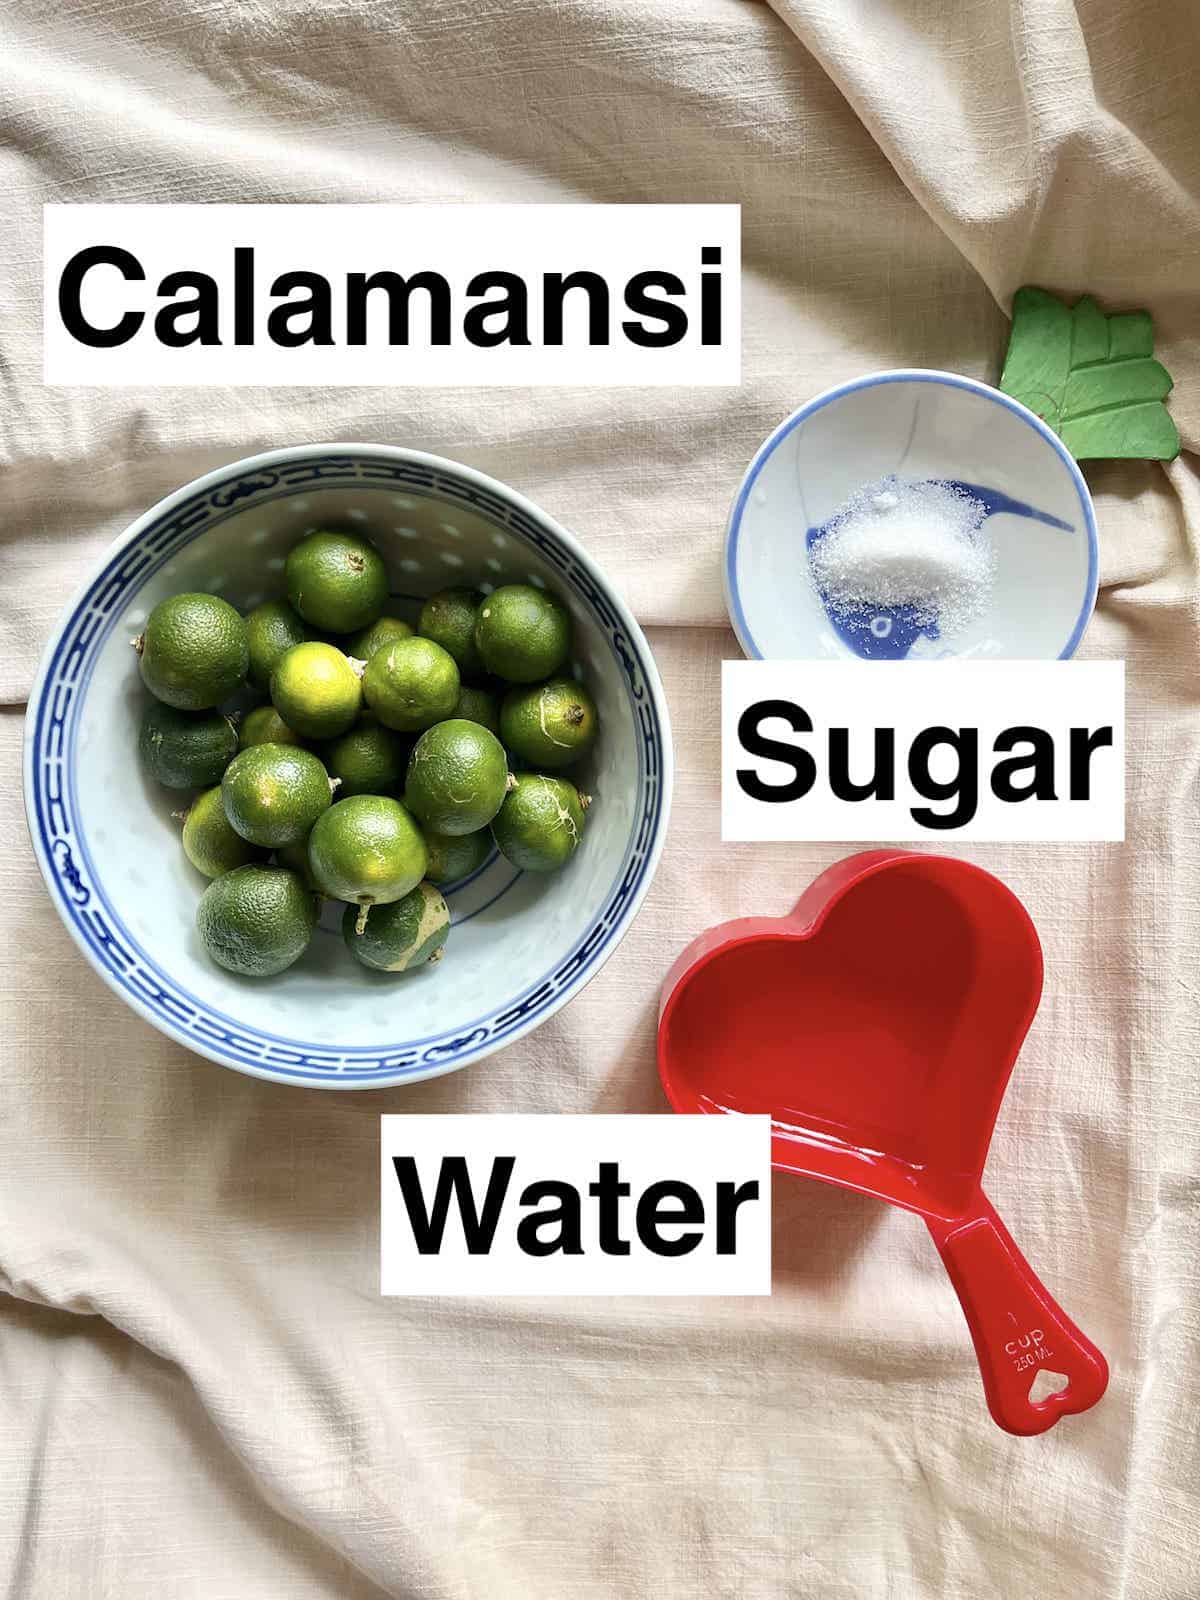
[24,445,673,1090]
[725,369,1098,660]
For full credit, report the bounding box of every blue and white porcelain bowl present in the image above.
[725,369,1099,660]
[24,445,673,1089]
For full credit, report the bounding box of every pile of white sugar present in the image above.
[809,477,993,639]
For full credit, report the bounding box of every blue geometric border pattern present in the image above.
[30,454,666,1083]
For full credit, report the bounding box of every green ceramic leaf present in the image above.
[999,286,1180,461]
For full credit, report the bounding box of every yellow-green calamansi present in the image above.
[491,773,589,872]
[418,588,485,678]
[196,864,318,977]
[404,719,511,836]
[285,530,389,634]
[421,826,491,886]
[270,642,362,740]
[139,702,238,789]
[362,636,459,732]
[136,592,248,710]
[221,743,335,849]
[343,614,413,662]
[320,717,409,797]
[473,584,570,683]
[342,881,450,973]
[134,536,598,987]
[244,600,311,691]
[500,677,597,769]
[181,787,263,878]
[307,795,427,930]
[239,705,303,749]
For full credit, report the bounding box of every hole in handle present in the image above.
[1029,1368,1070,1404]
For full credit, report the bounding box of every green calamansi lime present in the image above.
[421,826,491,886]
[343,614,413,663]
[418,588,485,678]
[181,786,263,878]
[244,600,311,691]
[451,682,500,734]
[270,641,362,739]
[500,677,598,769]
[139,701,238,789]
[239,705,303,749]
[221,743,335,848]
[342,881,450,973]
[307,795,427,927]
[472,584,570,683]
[275,837,323,893]
[136,592,249,710]
[320,717,410,797]
[285,530,389,633]
[491,773,589,872]
[196,864,318,977]
[404,719,511,836]
[362,636,460,733]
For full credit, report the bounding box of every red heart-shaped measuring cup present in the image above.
[657,849,1108,1435]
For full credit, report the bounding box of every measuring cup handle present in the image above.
[925,1192,1109,1436]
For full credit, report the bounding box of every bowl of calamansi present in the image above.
[24,445,673,1088]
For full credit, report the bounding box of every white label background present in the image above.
[43,203,741,387]
[380,1115,772,1297]
[722,659,1125,842]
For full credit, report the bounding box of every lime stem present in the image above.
[355,901,372,936]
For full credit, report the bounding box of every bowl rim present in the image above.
[723,367,1100,662]
[23,442,674,1091]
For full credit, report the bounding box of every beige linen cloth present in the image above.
[2,2,1199,1595]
